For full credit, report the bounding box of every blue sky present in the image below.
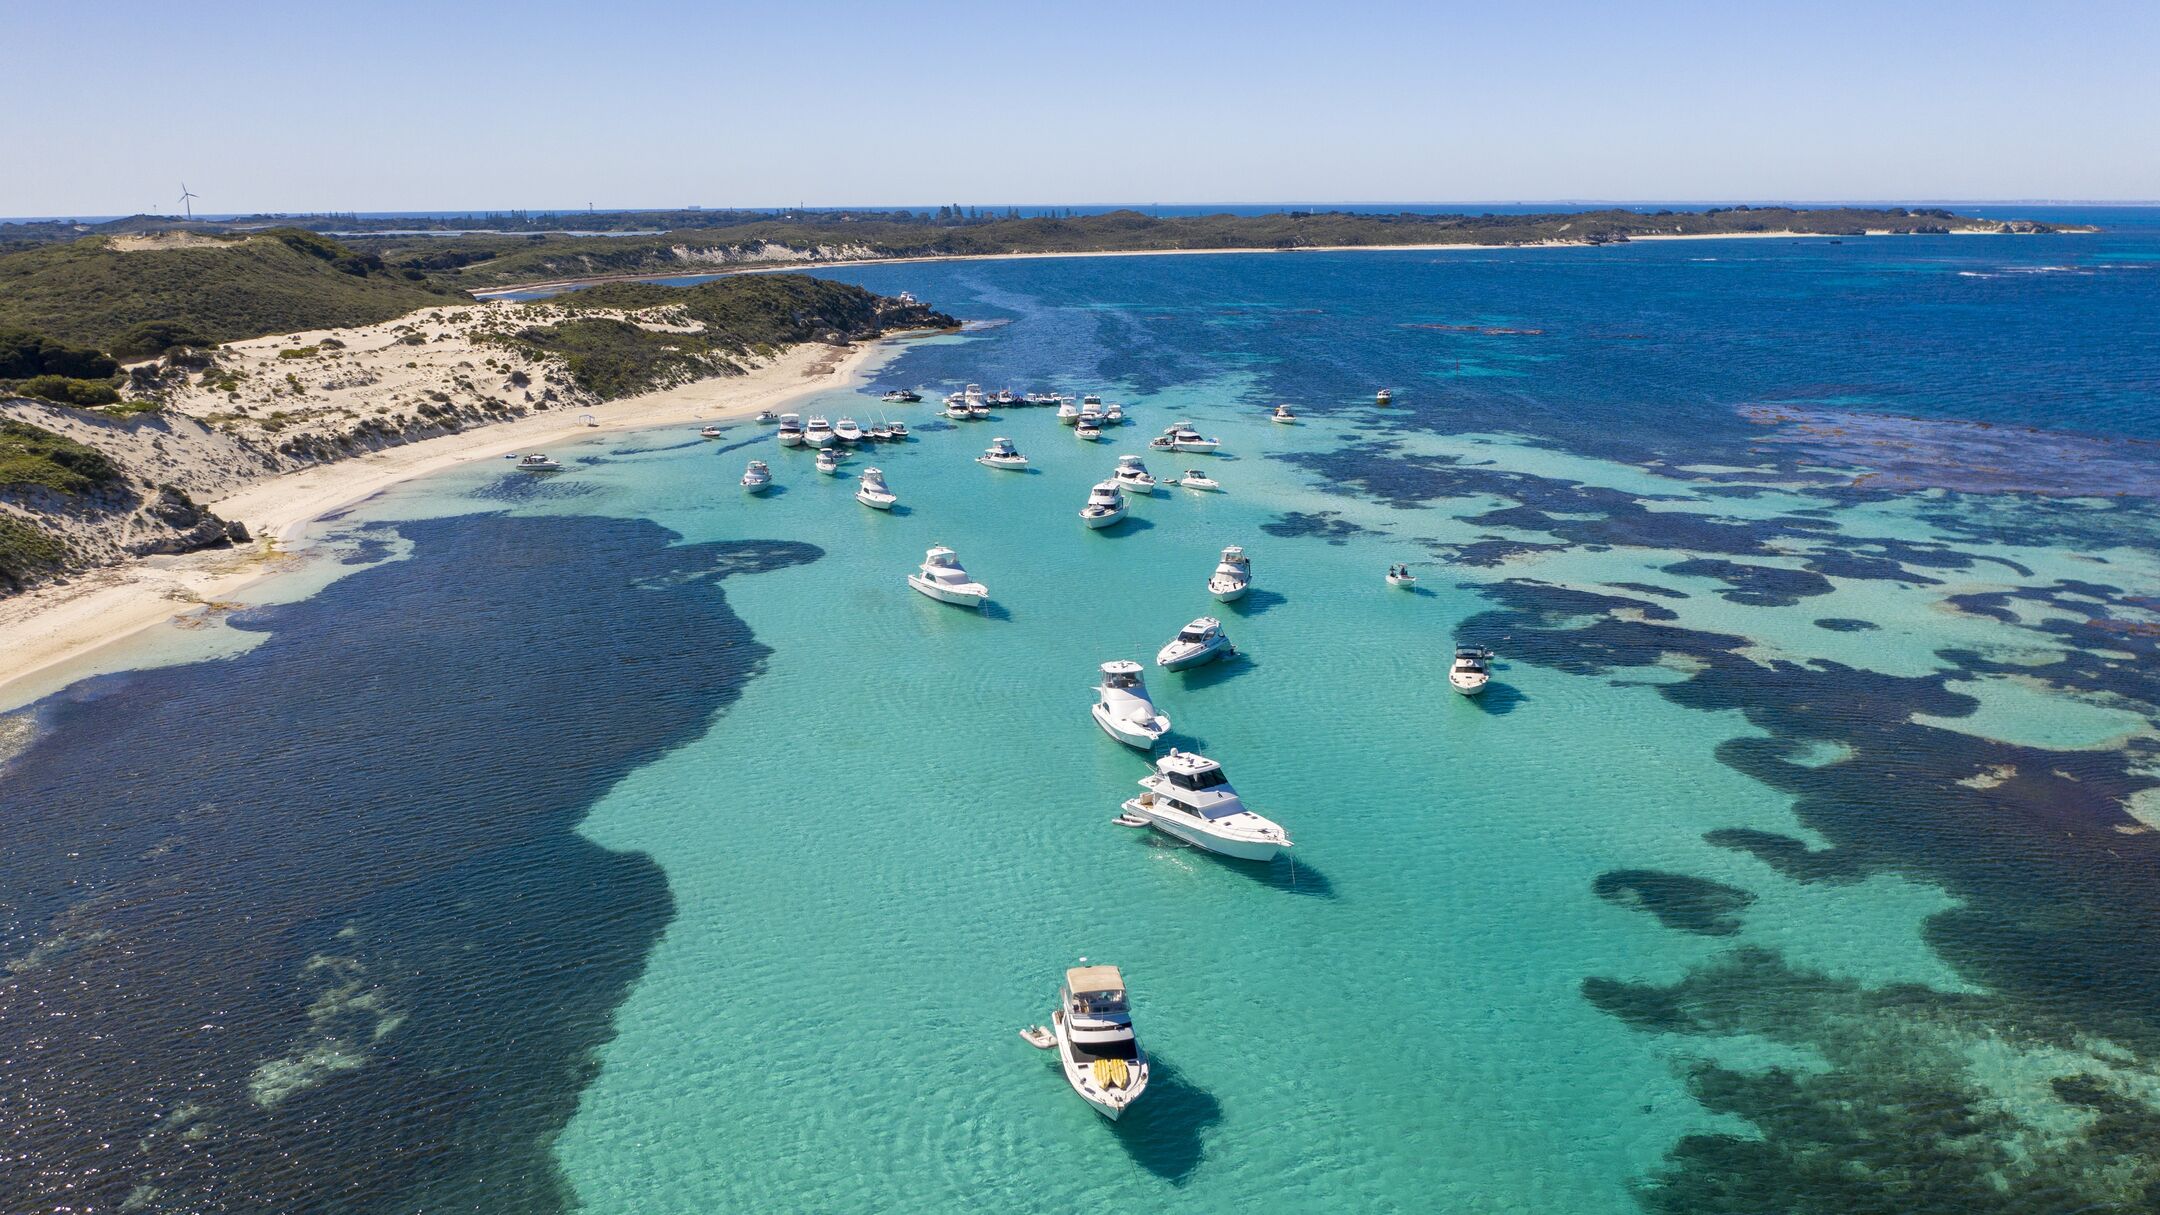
[10,0,2158,216]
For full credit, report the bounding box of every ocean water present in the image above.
[5,216,2160,1213]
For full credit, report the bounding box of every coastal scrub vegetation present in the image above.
[0,328,118,380]
[0,511,67,590]
[0,229,465,357]
[483,275,951,400]
[0,419,125,495]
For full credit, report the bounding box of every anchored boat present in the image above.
[1050,963,1151,1120]
[1091,660,1170,749]
[1122,750,1292,861]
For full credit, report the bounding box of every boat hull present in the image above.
[1081,506,1127,529]
[908,576,984,608]
[978,457,1028,470]
[857,491,895,510]
[778,433,805,447]
[1156,640,1229,671]
[1125,799,1286,861]
[1209,579,1249,603]
[1449,674,1488,696]
[1053,1013,1145,1120]
[743,482,771,495]
[1092,703,1166,750]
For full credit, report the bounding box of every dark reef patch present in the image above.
[1592,869,1756,936]
[1587,948,2160,1215]
[1260,510,1376,544]
[1813,617,1879,632]
[1443,537,1571,567]
[1662,558,1835,607]
[0,513,817,1214]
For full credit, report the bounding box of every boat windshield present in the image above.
[1104,671,1139,689]
[1177,628,1209,643]
[1069,1034,1139,1063]
[1071,989,1128,1015]
[1167,766,1230,792]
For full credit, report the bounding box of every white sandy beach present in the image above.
[0,337,896,709]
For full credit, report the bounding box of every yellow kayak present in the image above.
[1091,1057,1130,1090]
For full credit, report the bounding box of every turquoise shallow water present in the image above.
[7,222,2160,1213]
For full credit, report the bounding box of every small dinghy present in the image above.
[1386,563,1417,588]
[1019,1025,1057,1049]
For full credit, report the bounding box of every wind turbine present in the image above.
[177,183,199,220]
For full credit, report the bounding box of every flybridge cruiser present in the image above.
[1050,963,1150,1120]
[833,417,865,444]
[776,414,806,446]
[740,459,772,494]
[1057,398,1082,425]
[1078,402,1104,427]
[1156,616,1233,670]
[945,397,972,420]
[1079,480,1128,529]
[1091,661,1170,749]
[1167,425,1221,454]
[816,448,843,475]
[1449,645,1493,696]
[1111,454,1157,493]
[1075,418,1104,442]
[1207,546,1251,602]
[1103,401,1124,425]
[908,545,988,608]
[856,466,897,510]
[804,416,837,447]
[1121,750,1291,862]
[978,437,1029,469]
[967,399,993,420]
[515,453,561,472]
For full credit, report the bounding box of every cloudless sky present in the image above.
[10,0,2159,216]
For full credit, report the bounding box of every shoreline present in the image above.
[0,336,901,711]
[472,226,2086,298]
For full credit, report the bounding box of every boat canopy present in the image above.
[1067,965,1126,997]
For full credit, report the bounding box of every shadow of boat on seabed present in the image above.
[1112,1054,1223,1184]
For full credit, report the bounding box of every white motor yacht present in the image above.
[816,448,843,475]
[804,416,837,447]
[515,453,561,472]
[870,423,894,442]
[1081,393,1103,407]
[856,467,897,510]
[1156,616,1233,670]
[1103,402,1124,425]
[908,545,988,608]
[888,420,911,440]
[1122,750,1291,861]
[963,383,986,406]
[1148,434,1176,451]
[741,459,773,494]
[1079,480,1128,529]
[1078,404,1104,428]
[1051,963,1150,1120]
[756,410,779,423]
[1386,563,1417,589]
[1208,546,1251,602]
[1075,419,1104,442]
[1272,404,1298,424]
[881,388,921,403]
[1449,645,1493,696]
[1169,426,1222,454]
[967,400,993,419]
[978,437,1029,469]
[1176,470,1222,492]
[834,417,865,444]
[1057,399,1082,426]
[776,414,805,446]
[945,397,972,420]
[699,424,724,439]
[1112,455,1157,493]
[1091,660,1170,749]
[1376,388,1393,406]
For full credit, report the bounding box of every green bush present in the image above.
[0,328,118,379]
[16,375,121,406]
[0,511,68,589]
[0,419,123,493]
[113,321,217,359]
